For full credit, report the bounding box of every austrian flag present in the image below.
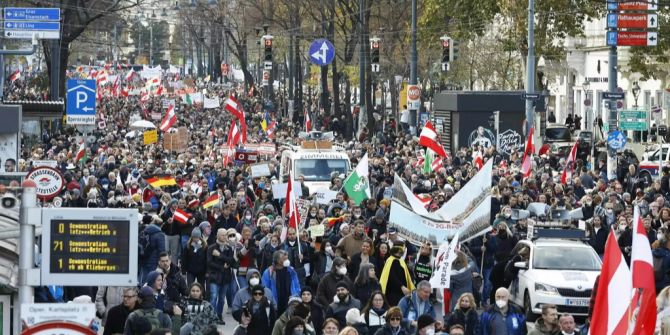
[159,104,177,132]
[173,208,191,225]
[419,121,448,158]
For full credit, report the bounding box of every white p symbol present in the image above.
[76,91,87,109]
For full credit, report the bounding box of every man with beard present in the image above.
[338,220,369,258]
[380,243,415,306]
[325,281,361,328]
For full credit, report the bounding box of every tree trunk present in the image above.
[344,76,353,140]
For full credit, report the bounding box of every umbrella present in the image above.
[130,120,156,129]
[125,130,138,138]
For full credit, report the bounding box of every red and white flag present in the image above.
[631,206,657,335]
[419,121,448,158]
[473,151,484,170]
[8,69,21,83]
[159,104,176,132]
[520,127,534,178]
[225,96,247,143]
[173,208,191,224]
[305,110,312,132]
[125,69,137,81]
[560,140,579,184]
[590,231,632,335]
[74,141,86,163]
[284,173,302,254]
[224,121,240,166]
[431,156,444,171]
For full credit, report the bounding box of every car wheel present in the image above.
[640,171,652,187]
[524,291,538,322]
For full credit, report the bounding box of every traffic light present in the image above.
[441,38,450,63]
[371,41,380,65]
[449,39,459,62]
[263,36,273,62]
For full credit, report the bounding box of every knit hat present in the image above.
[417,314,435,331]
[199,221,210,231]
[139,286,155,300]
[145,271,162,287]
[346,308,362,325]
[375,208,385,219]
[301,286,313,295]
[335,280,349,291]
[191,228,202,239]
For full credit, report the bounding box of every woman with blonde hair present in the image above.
[338,326,359,335]
[657,286,670,334]
[444,292,478,335]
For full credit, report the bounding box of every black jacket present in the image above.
[103,304,136,335]
[445,308,478,335]
[589,225,609,255]
[245,297,277,335]
[181,242,208,276]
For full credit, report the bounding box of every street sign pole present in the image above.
[19,181,38,329]
[526,0,536,137]
[607,7,619,181]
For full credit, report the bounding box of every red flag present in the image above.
[224,121,240,166]
[419,121,448,158]
[8,69,21,83]
[590,231,632,335]
[159,104,176,132]
[560,140,579,184]
[173,208,192,224]
[225,96,247,143]
[75,140,86,163]
[520,127,534,178]
[473,151,484,170]
[631,206,657,335]
[285,172,301,254]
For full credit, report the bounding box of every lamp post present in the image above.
[582,79,595,169]
[632,81,641,108]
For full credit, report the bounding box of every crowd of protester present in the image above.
[7,69,670,335]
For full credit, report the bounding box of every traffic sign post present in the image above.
[619,109,648,131]
[607,13,658,29]
[309,39,335,66]
[3,8,61,40]
[607,31,658,46]
[603,92,625,100]
[66,79,97,125]
[608,130,627,150]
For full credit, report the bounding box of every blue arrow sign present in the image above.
[4,8,60,21]
[607,13,618,28]
[66,79,97,125]
[606,31,617,46]
[607,130,627,150]
[309,39,335,66]
[5,21,60,30]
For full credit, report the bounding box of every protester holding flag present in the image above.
[139,215,167,284]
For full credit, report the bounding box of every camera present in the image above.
[0,194,17,209]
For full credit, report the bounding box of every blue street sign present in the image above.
[66,79,97,125]
[606,31,617,46]
[4,8,61,21]
[309,39,335,66]
[607,130,627,150]
[4,21,60,31]
[607,14,617,28]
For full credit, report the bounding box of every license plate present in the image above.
[566,299,589,307]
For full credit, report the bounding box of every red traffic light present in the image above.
[441,40,450,48]
[265,39,273,47]
[372,41,379,49]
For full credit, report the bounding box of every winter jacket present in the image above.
[261,265,301,302]
[449,266,474,311]
[181,241,208,277]
[232,269,276,321]
[353,280,381,306]
[652,247,670,291]
[141,224,166,269]
[373,322,411,335]
[95,286,125,325]
[182,298,220,334]
[245,297,277,335]
[588,225,609,255]
[325,296,362,328]
[478,304,527,335]
[161,263,188,306]
[528,318,556,335]
[445,308,478,335]
[206,242,236,285]
[349,252,378,282]
[363,308,387,335]
[316,271,354,307]
[398,291,436,331]
[103,304,136,335]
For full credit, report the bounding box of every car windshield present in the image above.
[294,159,349,181]
[545,128,572,142]
[533,246,601,271]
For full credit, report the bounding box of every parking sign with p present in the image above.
[66,79,96,125]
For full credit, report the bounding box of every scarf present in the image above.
[379,255,415,294]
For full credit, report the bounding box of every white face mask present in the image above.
[229,237,236,243]
[325,246,333,253]
[283,259,291,267]
[245,215,252,220]
[619,225,627,232]
[249,277,260,286]
[495,299,507,309]
[658,233,664,241]
[338,267,347,276]
[425,327,435,335]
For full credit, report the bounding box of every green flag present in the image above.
[182,93,193,105]
[423,148,434,174]
[343,153,371,205]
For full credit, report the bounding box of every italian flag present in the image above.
[75,141,87,164]
[343,153,371,205]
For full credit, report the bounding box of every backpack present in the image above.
[139,228,153,258]
[136,308,162,331]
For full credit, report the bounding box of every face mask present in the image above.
[495,299,507,309]
[658,233,664,241]
[619,225,627,232]
[229,237,236,242]
[310,212,317,216]
[283,259,291,267]
[504,213,511,218]
[325,246,333,253]
[293,330,303,335]
[586,200,593,206]
[607,209,613,215]
[338,267,347,276]
[425,328,435,335]
[196,240,202,246]
[245,215,252,220]
[249,277,260,286]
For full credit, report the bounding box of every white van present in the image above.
[279,132,351,191]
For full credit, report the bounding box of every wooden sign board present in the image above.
[163,127,188,152]
[143,130,158,145]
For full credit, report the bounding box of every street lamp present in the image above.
[632,81,641,108]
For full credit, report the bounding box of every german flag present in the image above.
[325,216,344,228]
[203,193,220,209]
[146,175,177,188]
